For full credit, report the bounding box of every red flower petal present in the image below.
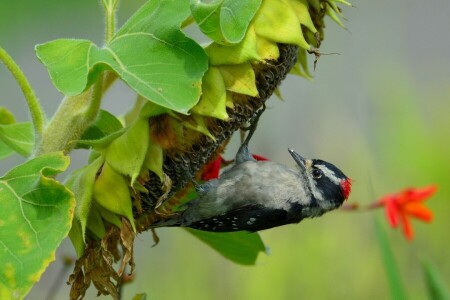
[385,199,399,228]
[403,203,434,222]
[400,213,414,241]
[397,185,437,205]
[374,185,437,240]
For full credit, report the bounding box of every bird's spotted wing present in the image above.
[187,204,302,232]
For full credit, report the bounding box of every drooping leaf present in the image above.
[68,218,85,258]
[255,33,279,61]
[186,229,266,265]
[65,156,105,240]
[288,0,318,33]
[143,137,164,181]
[422,260,450,300]
[190,0,262,44]
[191,67,229,120]
[36,0,208,114]
[0,122,34,157]
[103,118,149,184]
[93,162,135,231]
[218,63,258,96]
[0,152,74,299]
[205,25,261,65]
[253,0,310,49]
[86,205,106,239]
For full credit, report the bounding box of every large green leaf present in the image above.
[0,122,34,157]
[36,0,208,114]
[190,0,262,44]
[0,152,74,299]
[186,229,266,265]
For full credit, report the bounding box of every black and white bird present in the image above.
[154,107,351,232]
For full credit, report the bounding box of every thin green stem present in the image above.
[0,47,46,144]
[102,0,119,43]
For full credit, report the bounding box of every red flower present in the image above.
[201,154,269,180]
[374,185,437,240]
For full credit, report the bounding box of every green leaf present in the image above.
[0,107,16,125]
[253,0,310,49]
[36,0,208,114]
[75,109,123,150]
[0,122,34,157]
[0,152,74,299]
[190,0,262,44]
[65,156,105,240]
[191,67,229,120]
[143,137,164,181]
[186,229,266,265]
[86,204,106,239]
[107,0,208,113]
[205,25,261,65]
[422,260,450,300]
[93,162,135,232]
[75,130,125,151]
[218,63,258,96]
[0,140,14,160]
[68,219,85,258]
[35,39,99,96]
[375,219,408,300]
[79,110,123,142]
[103,118,149,184]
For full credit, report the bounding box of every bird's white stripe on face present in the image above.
[307,177,324,202]
[316,164,341,185]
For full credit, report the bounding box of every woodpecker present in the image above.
[154,106,351,232]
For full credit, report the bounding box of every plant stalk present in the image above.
[35,78,103,155]
[102,0,120,43]
[0,47,46,147]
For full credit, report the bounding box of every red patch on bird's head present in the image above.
[340,178,352,200]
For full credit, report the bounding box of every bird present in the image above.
[153,106,351,232]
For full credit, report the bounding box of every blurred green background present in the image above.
[1,1,449,299]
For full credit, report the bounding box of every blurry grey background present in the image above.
[1,0,449,299]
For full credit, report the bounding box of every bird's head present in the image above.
[288,148,352,214]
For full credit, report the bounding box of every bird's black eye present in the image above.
[312,168,322,179]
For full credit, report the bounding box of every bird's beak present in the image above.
[288,148,306,171]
